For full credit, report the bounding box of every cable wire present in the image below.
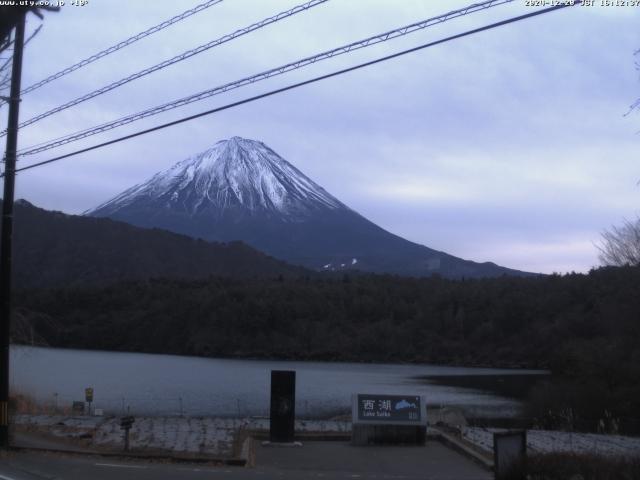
[11,0,225,100]
[10,1,580,176]
[4,0,329,135]
[17,0,517,157]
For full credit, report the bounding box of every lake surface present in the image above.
[10,346,545,418]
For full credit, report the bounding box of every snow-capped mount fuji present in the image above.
[87,136,530,278]
[92,137,345,219]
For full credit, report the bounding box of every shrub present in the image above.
[527,452,640,480]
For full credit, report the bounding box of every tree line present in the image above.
[13,265,640,429]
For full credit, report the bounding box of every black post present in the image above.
[124,426,130,451]
[0,12,26,449]
[269,370,296,443]
[494,430,527,480]
[120,416,135,451]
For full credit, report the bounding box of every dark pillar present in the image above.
[494,430,527,480]
[269,370,295,443]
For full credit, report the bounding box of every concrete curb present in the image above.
[8,444,249,466]
[249,432,351,442]
[429,427,494,471]
[239,436,255,467]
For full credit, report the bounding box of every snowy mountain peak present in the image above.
[86,137,531,279]
[86,136,346,218]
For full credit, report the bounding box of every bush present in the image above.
[527,453,640,480]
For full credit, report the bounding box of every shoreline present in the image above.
[9,343,550,371]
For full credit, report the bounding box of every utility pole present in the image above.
[0,11,26,449]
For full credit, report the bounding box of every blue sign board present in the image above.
[353,394,425,425]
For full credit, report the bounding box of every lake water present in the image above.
[10,346,545,418]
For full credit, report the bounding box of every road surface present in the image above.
[0,441,491,480]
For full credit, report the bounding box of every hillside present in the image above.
[2,199,307,289]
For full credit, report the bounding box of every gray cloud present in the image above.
[6,0,639,274]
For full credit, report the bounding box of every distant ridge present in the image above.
[3,199,306,289]
[87,136,534,279]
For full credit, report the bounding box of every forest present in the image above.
[12,265,640,432]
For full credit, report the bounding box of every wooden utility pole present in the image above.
[0,11,26,449]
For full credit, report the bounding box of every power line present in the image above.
[17,0,517,157]
[10,1,580,176]
[2,0,225,104]
[3,0,329,135]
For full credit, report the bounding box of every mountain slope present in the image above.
[87,136,532,278]
[4,199,306,289]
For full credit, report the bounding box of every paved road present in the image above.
[256,441,491,480]
[1,451,242,480]
[0,442,491,480]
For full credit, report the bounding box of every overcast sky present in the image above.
[2,0,638,274]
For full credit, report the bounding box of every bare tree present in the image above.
[598,217,640,267]
[0,24,41,103]
[630,49,640,114]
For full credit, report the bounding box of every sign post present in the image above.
[351,394,427,445]
[85,387,93,415]
[120,416,135,451]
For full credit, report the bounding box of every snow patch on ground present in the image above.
[14,415,350,458]
[463,426,640,458]
[15,414,639,459]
